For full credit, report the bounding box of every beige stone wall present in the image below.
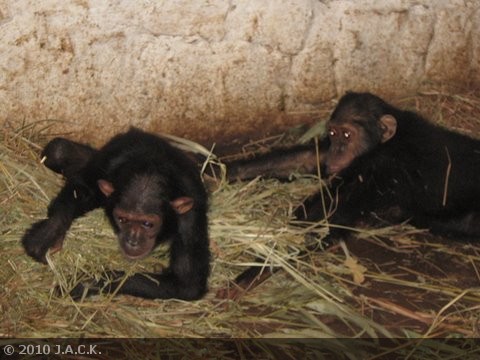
[1,0,479,145]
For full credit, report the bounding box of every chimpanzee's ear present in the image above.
[170,197,194,214]
[379,115,397,143]
[98,179,115,197]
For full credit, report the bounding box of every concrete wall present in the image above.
[1,0,479,145]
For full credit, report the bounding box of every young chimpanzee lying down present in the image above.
[220,91,480,298]
[22,128,210,300]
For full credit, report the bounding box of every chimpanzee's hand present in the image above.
[21,219,66,263]
[67,280,103,301]
[58,271,125,301]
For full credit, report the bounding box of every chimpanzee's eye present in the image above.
[328,129,336,137]
[117,217,127,224]
[343,131,351,139]
[142,221,154,229]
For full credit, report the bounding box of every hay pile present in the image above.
[1,89,479,356]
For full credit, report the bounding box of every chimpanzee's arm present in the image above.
[297,178,380,241]
[22,180,102,263]
[69,270,208,301]
[227,143,326,182]
[22,138,101,263]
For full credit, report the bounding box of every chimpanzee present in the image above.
[302,92,480,238]
[22,128,210,300]
[219,91,480,299]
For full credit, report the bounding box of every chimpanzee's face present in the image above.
[325,120,370,175]
[112,207,162,259]
[98,175,194,260]
[325,94,397,175]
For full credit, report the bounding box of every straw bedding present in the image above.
[1,88,479,357]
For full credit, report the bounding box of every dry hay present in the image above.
[1,88,480,358]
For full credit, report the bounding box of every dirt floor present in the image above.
[1,87,480,358]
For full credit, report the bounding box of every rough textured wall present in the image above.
[1,0,479,145]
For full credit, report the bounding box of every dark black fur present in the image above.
[299,92,480,239]
[22,128,210,300]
